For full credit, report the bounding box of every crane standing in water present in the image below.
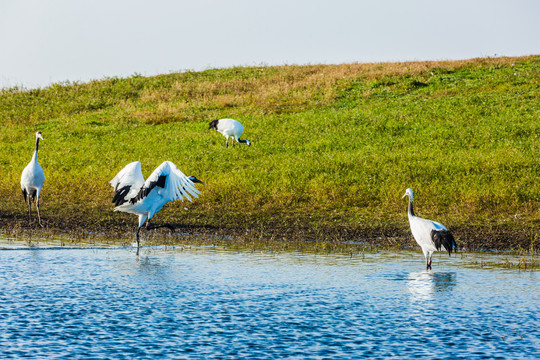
[110,161,204,255]
[402,188,456,270]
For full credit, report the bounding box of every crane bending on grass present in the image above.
[20,131,45,227]
[402,188,456,270]
[110,161,204,255]
[209,118,251,148]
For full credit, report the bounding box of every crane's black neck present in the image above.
[238,139,249,144]
[408,198,415,217]
[32,137,40,162]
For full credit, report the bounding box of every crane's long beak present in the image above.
[402,193,407,199]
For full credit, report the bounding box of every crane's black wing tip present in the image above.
[112,185,131,206]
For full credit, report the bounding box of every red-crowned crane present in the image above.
[110,161,204,255]
[209,118,251,147]
[402,188,456,270]
[21,131,45,227]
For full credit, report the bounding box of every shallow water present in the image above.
[0,239,538,359]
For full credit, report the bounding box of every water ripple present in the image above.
[0,246,537,359]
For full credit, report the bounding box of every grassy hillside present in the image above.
[1,56,538,250]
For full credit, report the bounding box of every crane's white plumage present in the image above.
[110,161,146,206]
[21,131,45,226]
[110,161,203,254]
[209,118,251,147]
[403,188,456,270]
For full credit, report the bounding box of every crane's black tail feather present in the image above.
[431,229,456,255]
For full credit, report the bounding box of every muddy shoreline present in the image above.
[1,211,537,253]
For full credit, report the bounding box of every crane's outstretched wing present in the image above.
[130,161,200,205]
[110,161,146,206]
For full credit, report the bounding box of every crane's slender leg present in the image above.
[225,138,229,148]
[134,223,175,256]
[36,198,43,227]
[426,253,433,270]
[136,226,142,256]
[27,196,32,221]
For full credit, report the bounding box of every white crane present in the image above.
[20,131,45,227]
[402,188,456,270]
[209,118,251,147]
[110,161,204,255]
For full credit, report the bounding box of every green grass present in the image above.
[1,56,538,249]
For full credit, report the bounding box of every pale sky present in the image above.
[1,0,538,89]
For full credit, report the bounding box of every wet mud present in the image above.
[1,211,537,253]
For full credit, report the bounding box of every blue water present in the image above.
[0,242,538,359]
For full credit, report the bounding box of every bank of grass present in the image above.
[1,56,538,250]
